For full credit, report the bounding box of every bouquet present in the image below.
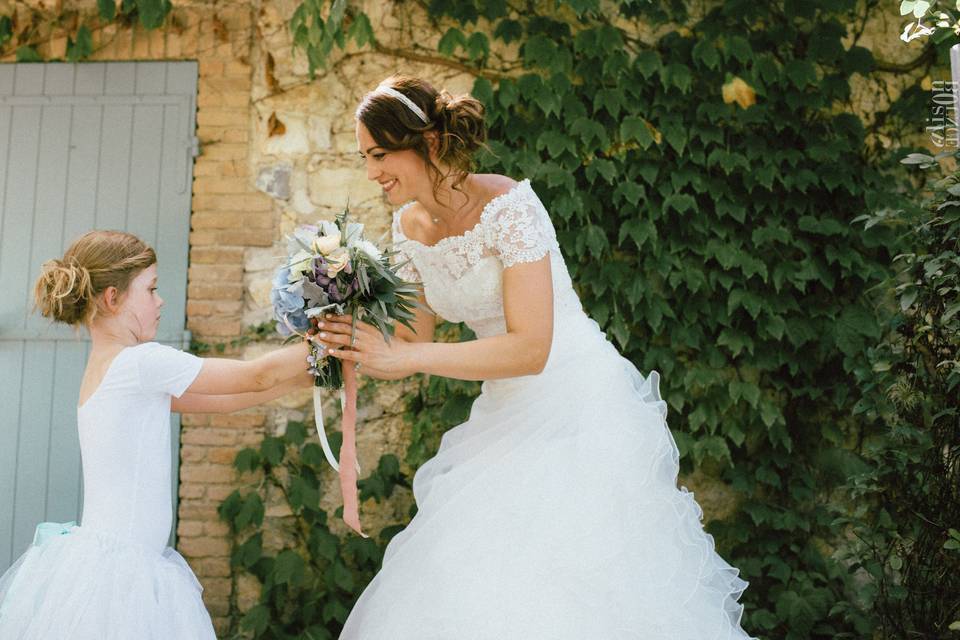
[271,207,421,535]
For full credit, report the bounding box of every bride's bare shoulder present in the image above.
[474,173,518,197]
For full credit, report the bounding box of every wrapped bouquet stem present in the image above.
[272,207,421,535]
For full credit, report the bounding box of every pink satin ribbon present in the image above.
[339,363,367,537]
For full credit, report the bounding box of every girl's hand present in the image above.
[312,314,417,380]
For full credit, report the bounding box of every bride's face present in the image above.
[356,121,432,206]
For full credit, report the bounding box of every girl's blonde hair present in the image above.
[34,230,156,326]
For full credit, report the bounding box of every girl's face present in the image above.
[114,264,164,341]
[356,121,433,206]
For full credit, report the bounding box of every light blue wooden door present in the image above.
[0,62,198,570]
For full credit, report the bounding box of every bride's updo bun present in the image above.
[355,75,488,196]
[34,230,156,327]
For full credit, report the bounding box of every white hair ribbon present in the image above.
[374,85,430,124]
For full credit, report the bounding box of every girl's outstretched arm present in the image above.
[184,341,313,396]
[171,369,314,414]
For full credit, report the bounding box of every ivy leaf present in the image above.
[634,50,661,79]
[692,39,720,69]
[585,224,608,257]
[594,88,622,117]
[347,12,374,48]
[466,32,490,61]
[723,35,753,64]
[617,218,653,249]
[497,78,518,109]
[273,549,306,586]
[240,605,269,636]
[285,420,307,445]
[66,25,94,62]
[785,59,817,88]
[537,130,577,157]
[570,117,608,147]
[660,120,688,155]
[322,599,350,624]
[620,116,655,149]
[439,394,474,423]
[523,34,557,68]
[332,560,354,591]
[563,0,600,16]
[15,46,43,63]
[438,27,466,56]
[586,158,616,184]
[663,193,697,215]
[493,19,523,44]
[235,492,265,530]
[310,528,339,561]
[232,532,262,569]
[289,476,320,511]
[301,442,326,468]
[718,327,754,357]
[480,0,508,20]
[234,448,261,473]
[472,76,493,107]
[728,288,763,319]
[137,0,172,30]
[662,63,693,93]
[614,182,644,206]
[843,46,874,75]
[260,436,285,466]
[97,0,117,20]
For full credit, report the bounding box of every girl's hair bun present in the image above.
[33,230,156,327]
[34,258,94,326]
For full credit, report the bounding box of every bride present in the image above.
[314,74,756,640]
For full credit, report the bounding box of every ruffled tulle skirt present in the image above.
[0,524,215,639]
[340,315,756,639]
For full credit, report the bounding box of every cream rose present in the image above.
[312,233,342,255]
[325,246,350,276]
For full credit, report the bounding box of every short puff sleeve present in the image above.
[391,207,423,283]
[136,342,203,397]
[487,195,558,268]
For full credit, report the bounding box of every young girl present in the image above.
[0,230,315,639]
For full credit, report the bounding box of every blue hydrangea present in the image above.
[271,266,308,336]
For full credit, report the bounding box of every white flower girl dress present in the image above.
[340,179,756,639]
[0,342,216,639]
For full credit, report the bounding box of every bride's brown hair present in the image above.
[34,230,156,327]
[355,75,488,201]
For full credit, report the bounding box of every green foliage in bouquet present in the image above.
[833,154,960,638]
[213,1,949,637]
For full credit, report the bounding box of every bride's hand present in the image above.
[311,314,416,380]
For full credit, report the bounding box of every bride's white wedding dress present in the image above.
[340,179,755,639]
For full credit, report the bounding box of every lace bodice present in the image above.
[390,179,584,339]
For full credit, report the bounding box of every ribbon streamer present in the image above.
[313,387,341,471]
[339,362,367,537]
[312,386,362,474]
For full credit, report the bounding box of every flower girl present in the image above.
[0,230,314,639]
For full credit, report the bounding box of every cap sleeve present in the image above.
[391,207,423,283]
[487,184,558,268]
[136,342,203,397]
